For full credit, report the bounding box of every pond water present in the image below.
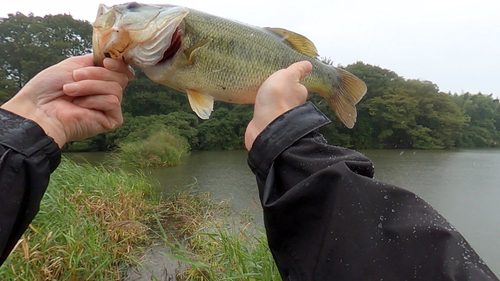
[66,148,500,275]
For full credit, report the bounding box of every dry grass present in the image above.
[0,158,159,280]
[156,192,280,281]
[0,158,279,280]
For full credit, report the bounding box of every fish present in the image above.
[92,2,367,128]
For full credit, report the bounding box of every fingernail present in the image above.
[104,58,119,70]
[63,83,79,94]
[73,69,88,80]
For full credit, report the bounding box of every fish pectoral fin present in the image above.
[183,39,212,65]
[264,27,319,57]
[186,89,214,119]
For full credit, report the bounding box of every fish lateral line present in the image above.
[92,3,368,128]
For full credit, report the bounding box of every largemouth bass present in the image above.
[92,2,367,128]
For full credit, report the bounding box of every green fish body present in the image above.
[93,2,367,127]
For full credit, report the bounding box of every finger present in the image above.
[103,58,135,81]
[72,95,123,130]
[287,61,313,82]
[73,67,129,90]
[73,94,121,113]
[63,80,124,102]
[63,54,95,68]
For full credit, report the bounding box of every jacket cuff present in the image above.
[248,102,331,174]
[0,108,61,171]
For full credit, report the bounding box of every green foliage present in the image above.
[0,69,17,103]
[0,13,91,91]
[344,62,403,98]
[107,111,199,148]
[324,62,482,149]
[452,93,500,147]
[111,126,189,168]
[122,69,191,116]
[159,191,281,280]
[2,13,498,151]
[196,104,253,150]
[0,158,157,280]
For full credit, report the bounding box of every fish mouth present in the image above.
[92,3,189,67]
[96,26,182,67]
[157,27,182,65]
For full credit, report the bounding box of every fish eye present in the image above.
[126,2,140,10]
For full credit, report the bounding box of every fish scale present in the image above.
[151,9,337,105]
[180,11,293,94]
[92,2,367,128]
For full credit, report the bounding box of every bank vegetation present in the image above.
[1,11,499,280]
[0,158,278,280]
[0,13,498,158]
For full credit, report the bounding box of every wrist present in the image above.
[245,107,288,151]
[1,98,66,148]
[245,120,262,151]
[30,114,66,148]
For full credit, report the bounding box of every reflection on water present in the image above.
[65,149,500,275]
[147,150,261,216]
[363,149,500,276]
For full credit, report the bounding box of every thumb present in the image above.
[287,61,313,82]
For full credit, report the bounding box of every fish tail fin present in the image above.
[321,67,367,128]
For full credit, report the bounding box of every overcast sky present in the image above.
[2,0,499,98]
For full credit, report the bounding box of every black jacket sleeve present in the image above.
[0,108,61,265]
[248,102,498,281]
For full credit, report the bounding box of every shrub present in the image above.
[113,127,189,168]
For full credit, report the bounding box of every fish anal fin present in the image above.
[264,27,319,57]
[186,88,214,119]
[327,68,367,128]
[183,39,211,65]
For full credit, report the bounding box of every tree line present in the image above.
[1,13,498,151]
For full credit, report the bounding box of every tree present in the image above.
[0,13,92,90]
[195,105,253,150]
[121,69,192,116]
[452,93,500,147]
[344,62,403,98]
[403,80,466,148]
[0,68,17,103]
[1,12,495,152]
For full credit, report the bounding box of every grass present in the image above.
[0,157,158,280]
[156,192,281,280]
[111,128,189,168]
[0,157,279,280]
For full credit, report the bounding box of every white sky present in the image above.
[2,0,500,98]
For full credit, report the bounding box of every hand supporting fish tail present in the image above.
[245,61,312,150]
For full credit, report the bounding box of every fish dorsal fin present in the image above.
[186,89,214,119]
[264,27,319,57]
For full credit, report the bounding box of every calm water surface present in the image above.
[67,149,500,275]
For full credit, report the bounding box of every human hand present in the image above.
[245,61,312,150]
[1,54,134,148]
